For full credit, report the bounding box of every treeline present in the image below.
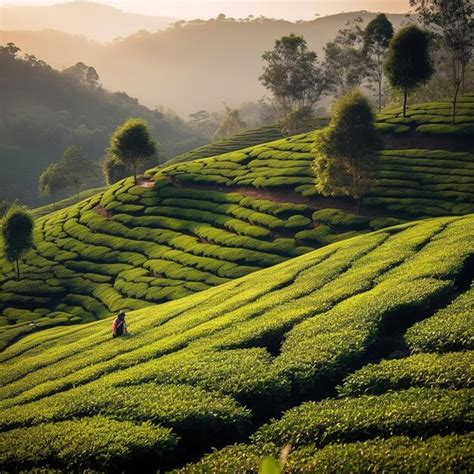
[258,0,472,128]
[0,44,206,206]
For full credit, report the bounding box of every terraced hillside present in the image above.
[1,96,474,348]
[30,125,287,220]
[377,93,474,137]
[0,214,473,471]
[165,124,285,166]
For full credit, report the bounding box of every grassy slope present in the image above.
[1,95,473,348]
[0,213,473,471]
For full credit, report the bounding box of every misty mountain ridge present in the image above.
[1,11,407,115]
[0,1,176,42]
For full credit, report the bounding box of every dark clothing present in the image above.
[112,317,127,337]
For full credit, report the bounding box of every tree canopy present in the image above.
[384,25,433,117]
[363,14,394,111]
[109,118,158,184]
[39,146,97,200]
[260,34,326,115]
[313,90,381,213]
[212,106,247,141]
[1,206,34,280]
[409,0,473,123]
[323,18,368,97]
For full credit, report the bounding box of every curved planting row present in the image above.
[377,93,474,136]
[0,214,472,471]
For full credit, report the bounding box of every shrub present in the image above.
[252,388,472,448]
[338,351,474,396]
[405,284,473,353]
[0,416,177,472]
[181,434,474,473]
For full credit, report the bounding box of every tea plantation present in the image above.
[0,212,473,471]
[2,97,473,342]
[376,93,474,137]
[0,95,473,471]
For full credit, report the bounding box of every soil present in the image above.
[94,206,112,218]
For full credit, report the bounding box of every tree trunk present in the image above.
[452,82,460,125]
[15,258,20,281]
[133,163,137,185]
[378,77,382,112]
[356,197,362,215]
[402,88,408,118]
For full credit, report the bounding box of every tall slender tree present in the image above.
[410,0,473,123]
[2,206,34,280]
[312,90,381,214]
[363,14,394,111]
[384,25,433,117]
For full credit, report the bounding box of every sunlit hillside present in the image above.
[0,212,472,470]
[1,95,473,349]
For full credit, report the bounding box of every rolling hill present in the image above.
[1,95,473,349]
[0,47,205,206]
[0,212,472,471]
[30,124,287,219]
[0,2,175,42]
[0,94,473,471]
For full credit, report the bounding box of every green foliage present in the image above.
[0,45,204,206]
[279,107,319,136]
[260,33,326,113]
[384,25,433,116]
[322,18,367,97]
[313,90,381,202]
[0,214,473,470]
[405,283,474,353]
[213,105,247,141]
[252,388,472,448]
[1,206,34,280]
[110,118,158,183]
[284,434,474,473]
[182,435,474,473]
[363,14,394,111]
[103,151,130,185]
[0,416,177,471]
[339,351,474,396]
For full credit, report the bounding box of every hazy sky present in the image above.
[1,0,410,20]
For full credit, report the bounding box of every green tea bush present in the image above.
[0,416,177,471]
[253,388,473,448]
[181,434,474,473]
[312,209,371,230]
[0,383,251,437]
[339,351,474,396]
[405,284,473,353]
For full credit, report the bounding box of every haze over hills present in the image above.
[0,1,176,41]
[1,11,407,115]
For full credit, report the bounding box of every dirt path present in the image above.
[178,181,401,219]
[137,177,155,188]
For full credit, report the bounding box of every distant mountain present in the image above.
[0,1,175,41]
[0,11,407,115]
[0,48,205,205]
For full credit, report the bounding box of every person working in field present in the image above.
[112,311,128,338]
